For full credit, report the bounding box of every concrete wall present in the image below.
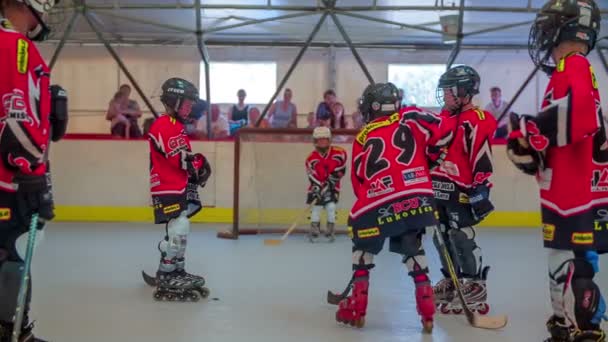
[39,44,608,134]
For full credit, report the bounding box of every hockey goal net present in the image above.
[219,128,358,239]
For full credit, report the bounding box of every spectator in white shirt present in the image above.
[484,86,510,138]
[198,104,230,139]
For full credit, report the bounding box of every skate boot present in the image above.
[325,222,335,243]
[433,269,455,314]
[445,266,490,315]
[415,278,436,334]
[0,321,47,342]
[309,222,321,243]
[571,329,606,342]
[175,269,210,298]
[153,270,202,302]
[544,316,574,342]
[336,269,369,328]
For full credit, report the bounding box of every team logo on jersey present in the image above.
[167,135,188,156]
[440,161,460,177]
[0,208,11,221]
[367,176,394,198]
[591,169,608,192]
[590,66,599,90]
[376,196,433,225]
[1,89,30,123]
[402,167,428,186]
[525,121,550,152]
[357,227,380,239]
[571,232,593,245]
[16,39,28,74]
[543,224,555,241]
[458,192,469,204]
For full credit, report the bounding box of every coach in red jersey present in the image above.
[0,0,67,339]
[507,1,606,340]
[334,82,452,332]
[146,78,211,301]
[430,66,497,316]
[305,127,347,242]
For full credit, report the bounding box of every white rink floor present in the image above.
[29,223,607,342]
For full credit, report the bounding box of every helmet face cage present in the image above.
[528,0,601,75]
[436,66,480,112]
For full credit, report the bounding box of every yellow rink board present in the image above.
[55,206,541,227]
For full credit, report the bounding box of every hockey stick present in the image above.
[327,274,354,305]
[433,225,508,330]
[264,201,316,246]
[11,213,39,342]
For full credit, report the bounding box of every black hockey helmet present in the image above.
[436,65,480,113]
[358,82,401,124]
[160,78,199,117]
[529,0,601,75]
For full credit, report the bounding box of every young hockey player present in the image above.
[305,126,347,242]
[335,82,451,332]
[430,66,497,316]
[0,0,67,340]
[508,1,606,340]
[147,78,212,302]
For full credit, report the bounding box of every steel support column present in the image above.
[83,10,159,117]
[597,48,608,75]
[331,12,374,84]
[496,65,540,123]
[446,0,465,69]
[92,10,195,33]
[205,12,318,34]
[336,11,444,35]
[464,20,534,37]
[49,10,80,70]
[195,0,212,138]
[255,13,328,127]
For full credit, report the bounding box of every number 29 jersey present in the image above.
[349,107,450,225]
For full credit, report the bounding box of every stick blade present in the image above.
[326,291,343,305]
[263,239,283,246]
[471,314,508,330]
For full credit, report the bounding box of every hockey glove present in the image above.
[14,172,54,221]
[50,85,68,142]
[309,185,322,204]
[507,113,542,176]
[468,185,494,221]
[197,156,212,188]
[506,139,540,176]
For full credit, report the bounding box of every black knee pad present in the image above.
[572,277,606,330]
[394,233,428,277]
[448,228,477,252]
[571,257,596,280]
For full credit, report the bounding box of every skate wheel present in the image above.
[153,291,163,301]
[165,293,175,301]
[422,320,433,334]
[440,304,451,315]
[198,287,210,299]
[452,308,463,315]
[477,303,490,315]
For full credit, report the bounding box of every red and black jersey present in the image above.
[0,20,51,192]
[432,108,497,194]
[349,107,452,222]
[305,145,347,193]
[513,53,602,250]
[149,115,194,196]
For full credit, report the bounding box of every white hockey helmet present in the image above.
[312,126,331,140]
[16,0,59,41]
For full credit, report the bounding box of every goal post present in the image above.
[218,127,359,239]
